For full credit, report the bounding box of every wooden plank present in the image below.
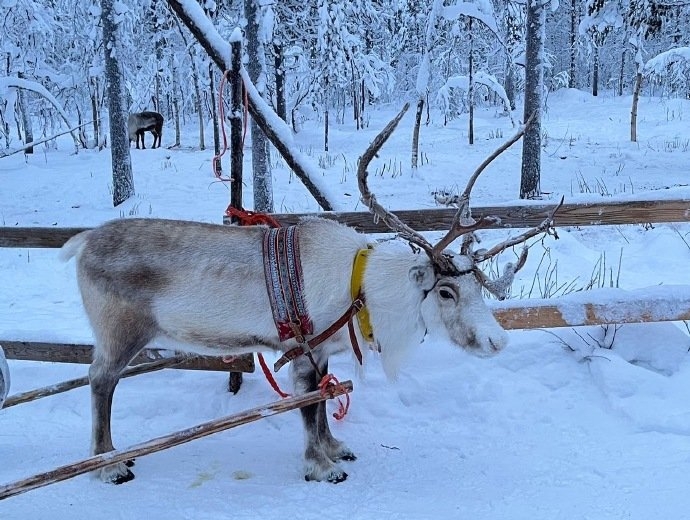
[1,341,255,373]
[0,346,8,408]
[264,198,690,232]
[0,227,88,248]
[2,357,187,409]
[492,286,690,329]
[0,380,353,501]
[2,199,689,248]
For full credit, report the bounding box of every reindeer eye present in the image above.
[438,286,458,301]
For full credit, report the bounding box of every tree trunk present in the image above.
[245,0,273,212]
[230,40,244,212]
[90,77,100,149]
[592,45,599,97]
[170,55,181,148]
[569,0,578,88]
[351,60,359,130]
[468,19,474,146]
[274,43,287,123]
[17,72,33,154]
[505,57,516,111]
[618,49,626,97]
[520,0,545,200]
[191,51,205,150]
[631,71,642,142]
[411,96,424,169]
[100,0,134,206]
[324,108,329,152]
[209,63,221,167]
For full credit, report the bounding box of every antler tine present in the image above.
[473,196,563,300]
[474,247,529,300]
[429,111,537,262]
[357,103,436,254]
[458,110,537,203]
[474,196,564,264]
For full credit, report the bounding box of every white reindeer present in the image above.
[60,104,558,484]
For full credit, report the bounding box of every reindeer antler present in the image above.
[357,103,440,259]
[358,107,560,287]
[472,196,564,300]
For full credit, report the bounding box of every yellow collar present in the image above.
[351,246,375,343]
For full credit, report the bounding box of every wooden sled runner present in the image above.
[0,379,353,501]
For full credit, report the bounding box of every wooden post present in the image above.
[229,38,244,219]
[0,345,8,409]
[227,37,246,393]
[0,380,353,501]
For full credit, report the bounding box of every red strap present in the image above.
[319,374,350,420]
[257,353,290,398]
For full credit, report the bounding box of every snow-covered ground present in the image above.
[1,90,690,519]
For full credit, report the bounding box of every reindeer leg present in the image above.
[316,360,356,463]
[291,356,349,483]
[88,309,156,484]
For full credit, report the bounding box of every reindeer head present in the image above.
[358,104,561,358]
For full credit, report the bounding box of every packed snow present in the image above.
[1,90,690,519]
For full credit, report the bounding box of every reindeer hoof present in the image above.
[112,469,135,485]
[124,459,136,467]
[304,468,348,484]
[96,462,135,485]
[327,470,348,484]
[339,452,357,462]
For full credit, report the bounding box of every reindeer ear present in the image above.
[408,264,435,291]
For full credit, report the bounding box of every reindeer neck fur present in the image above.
[363,240,431,379]
[298,218,428,378]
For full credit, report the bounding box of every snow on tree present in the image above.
[0,77,80,154]
[437,71,515,126]
[644,46,690,78]
[245,0,274,213]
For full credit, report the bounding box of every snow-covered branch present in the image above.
[0,77,80,154]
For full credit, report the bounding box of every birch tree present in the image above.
[100,0,134,206]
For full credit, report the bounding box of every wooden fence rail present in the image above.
[491,286,690,329]
[1,341,255,373]
[1,198,689,248]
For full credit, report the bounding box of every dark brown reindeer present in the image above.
[128,111,163,149]
[60,104,559,485]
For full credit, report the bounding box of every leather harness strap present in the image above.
[274,297,365,372]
